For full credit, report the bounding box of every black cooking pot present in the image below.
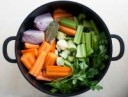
[3,1,124,96]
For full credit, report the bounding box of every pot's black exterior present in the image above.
[3,1,124,97]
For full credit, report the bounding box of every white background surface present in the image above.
[0,0,128,97]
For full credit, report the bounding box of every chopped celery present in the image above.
[76,45,82,58]
[57,31,66,40]
[67,56,75,62]
[81,32,86,43]
[74,25,84,44]
[81,44,86,57]
[91,31,98,51]
[85,32,94,56]
[76,44,86,58]
[60,18,77,29]
[68,40,76,51]
[90,20,99,34]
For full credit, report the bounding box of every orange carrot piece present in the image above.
[21,49,38,57]
[50,41,56,53]
[46,66,72,78]
[36,71,55,81]
[38,42,51,55]
[53,12,72,21]
[44,52,57,69]
[25,43,39,49]
[21,53,36,70]
[53,8,66,14]
[59,25,76,36]
[29,51,47,77]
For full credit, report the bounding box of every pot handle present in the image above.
[111,34,125,61]
[3,36,16,63]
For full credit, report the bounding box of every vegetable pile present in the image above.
[21,8,108,94]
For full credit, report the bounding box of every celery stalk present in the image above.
[81,44,86,57]
[85,32,93,56]
[76,45,82,58]
[60,18,77,29]
[74,25,84,44]
[90,20,99,34]
[76,44,86,58]
[82,32,86,43]
[91,31,98,51]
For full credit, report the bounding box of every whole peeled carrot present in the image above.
[53,12,72,21]
[50,41,56,53]
[21,53,36,70]
[36,71,55,81]
[59,25,76,36]
[29,51,47,77]
[21,48,38,57]
[38,42,51,55]
[43,52,57,69]
[53,8,66,14]
[25,43,39,49]
[46,66,72,78]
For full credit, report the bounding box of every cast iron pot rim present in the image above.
[15,1,112,96]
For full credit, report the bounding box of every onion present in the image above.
[22,30,45,44]
[34,13,53,31]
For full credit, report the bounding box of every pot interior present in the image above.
[15,1,112,96]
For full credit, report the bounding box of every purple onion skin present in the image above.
[22,30,45,44]
[34,13,53,31]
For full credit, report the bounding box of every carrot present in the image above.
[44,52,57,69]
[46,66,72,78]
[59,25,76,36]
[36,71,55,81]
[53,12,72,21]
[53,8,66,14]
[50,41,56,53]
[21,49,38,57]
[38,42,51,55]
[21,53,36,70]
[25,43,39,49]
[29,51,47,77]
